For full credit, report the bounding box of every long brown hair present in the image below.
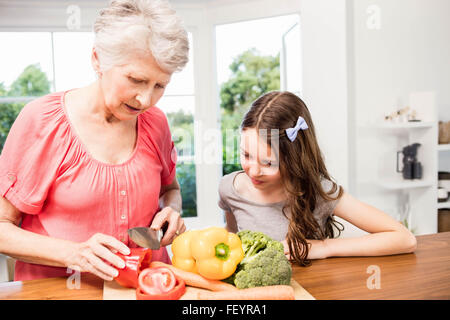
[240,91,344,266]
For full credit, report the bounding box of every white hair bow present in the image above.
[285,116,308,142]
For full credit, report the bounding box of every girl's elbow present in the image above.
[404,233,417,253]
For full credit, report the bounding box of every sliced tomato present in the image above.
[114,248,152,288]
[136,277,186,300]
[138,267,176,295]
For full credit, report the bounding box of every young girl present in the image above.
[218,91,417,266]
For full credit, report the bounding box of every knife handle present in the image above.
[161,221,169,235]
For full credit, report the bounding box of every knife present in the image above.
[127,222,169,250]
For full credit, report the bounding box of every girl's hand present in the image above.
[281,238,329,260]
[281,239,290,255]
[306,239,329,260]
[281,239,294,261]
[150,206,186,247]
[65,233,130,281]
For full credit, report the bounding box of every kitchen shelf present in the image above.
[438,202,450,209]
[438,144,450,152]
[365,121,435,130]
[377,179,434,190]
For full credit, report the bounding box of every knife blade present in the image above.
[127,227,163,249]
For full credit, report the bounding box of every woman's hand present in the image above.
[150,206,186,247]
[65,233,131,281]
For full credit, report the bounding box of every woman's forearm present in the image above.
[0,222,74,267]
[159,188,182,212]
[324,230,417,258]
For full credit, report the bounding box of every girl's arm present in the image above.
[310,192,417,259]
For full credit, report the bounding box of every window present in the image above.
[0,32,53,149]
[281,22,302,96]
[215,14,301,176]
[158,32,198,218]
[0,32,54,92]
[52,32,96,91]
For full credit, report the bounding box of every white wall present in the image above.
[299,0,349,190]
[0,0,102,31]
[299,0,365,237]
[352,0,450,234]
[352,0,450,127]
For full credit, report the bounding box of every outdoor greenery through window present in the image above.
[0,31,198,218]
[159,32,197,218]
[216,14,301,176]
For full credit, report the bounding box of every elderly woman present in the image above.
[0,0,189,281]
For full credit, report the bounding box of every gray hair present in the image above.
[93,0,189,73]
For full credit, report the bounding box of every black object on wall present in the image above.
[397,143,422,180]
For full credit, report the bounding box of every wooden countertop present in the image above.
[1,232,449,300]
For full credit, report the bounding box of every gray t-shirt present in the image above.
[218,170,341,241]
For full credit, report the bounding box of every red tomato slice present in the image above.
[138,267,176,296]
[136,278,186,300]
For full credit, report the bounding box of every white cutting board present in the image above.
[103,279,315,300]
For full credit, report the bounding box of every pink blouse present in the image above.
[0,91,177,281]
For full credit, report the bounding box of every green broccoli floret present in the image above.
[225,230,292,289]
[266,239,284,252]
[238,230,270,262]
[234,247,292,288]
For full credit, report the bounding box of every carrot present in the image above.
[149,261,238,292]
[196,285,295,300]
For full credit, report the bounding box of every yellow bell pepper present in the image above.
[171,227,244,280]
[171,230,199,274]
